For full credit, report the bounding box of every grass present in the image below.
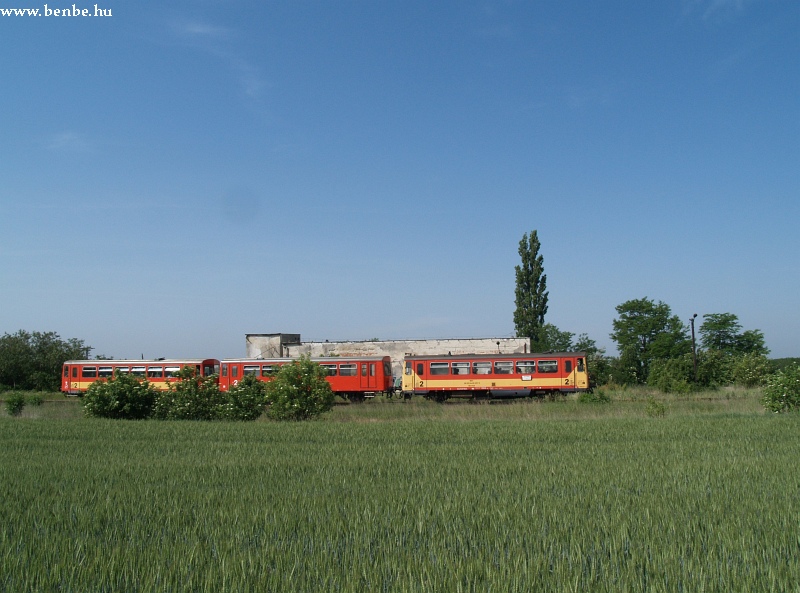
[1,385,766,421]
[2,388,798,591]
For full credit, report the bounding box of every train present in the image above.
[61,359,220,395]
[218,357,393,402]
[62,351,589,402]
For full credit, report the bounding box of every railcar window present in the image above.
[565,360,573,373]
[261,365,274,376]
[452,362,470,375]
[320,364,337,376]
[72,367,78,378]
[132,366,146,377]
[538,360,558,373]
[416,363,424,376]
[430,362,449,375]
[148,367,164,379]
[405,362,412,375]
[361,364,368,376]
[370,364,376,377]
[243,365,259,376]
[384,361,392,376]
[165,367,181,377]
[232,366,239,378]
[577,358,585,372]
[472,361,492,375]
[82,366,97,378]
[494,361,513,374]
[222,364,228,377]
[340,364,357,377]
[116,367,130,375]
[515,360,536,374]
[98,367,113,378]
[64,366,69,377]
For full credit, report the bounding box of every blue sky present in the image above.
[1,0,798,359]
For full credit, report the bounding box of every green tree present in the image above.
[699,313,769,356]
[735,330,769,356]
[514,230,549,349]
[0,330,90,391]
[83,372,159,420]
[610,298,690,384]
[533,323,573,352]
[265,356,335,421]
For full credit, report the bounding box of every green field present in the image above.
[1,392,798,592]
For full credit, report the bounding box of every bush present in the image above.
[27,393,44,407]
[731,353,771,388]
[83,373,159,419]
[695,349,733,388]
[578,389,610,404]
[607,350,640,386]
[762,364,800,413]
[152,367,225,421]
[645,397,666,418]
[5,392,26,416]
[647,356,695,394]
[221,374,269,421]
[265,356,335,421]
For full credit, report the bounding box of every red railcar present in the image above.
[61,359,221,395]
[219,356,393,401]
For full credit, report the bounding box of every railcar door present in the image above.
[360,361,378,390]
[415,360,426,392]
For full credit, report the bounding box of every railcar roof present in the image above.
[402,352,586,360]
[64,359,218,365]
[221,356,390,363]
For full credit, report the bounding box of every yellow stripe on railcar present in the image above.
[401,352,589,401]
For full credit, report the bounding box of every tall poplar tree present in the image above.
[514,230,549,347]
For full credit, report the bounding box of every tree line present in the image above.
[0,330,91,391]
[513,230,790,394]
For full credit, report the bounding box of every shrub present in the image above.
[83,373,159,419]
[578,389,610,404]
[221,373,269,421]
[152,367,225,421]
[762,364,800,413]
[731,353,771,388]
[586,354,613,388]
[695,349,733,387]
[265,356,335,421]
[27,393,44,407]
[645,397,666,418]
[647,356,695,394]
[607,350,640,386]
[5,392,26,416]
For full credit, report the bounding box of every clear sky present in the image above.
[1,0,798,360]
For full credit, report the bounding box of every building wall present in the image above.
[245,334,301,359]
[245,334,531,377]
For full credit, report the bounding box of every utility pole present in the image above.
[690,313,698,381]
